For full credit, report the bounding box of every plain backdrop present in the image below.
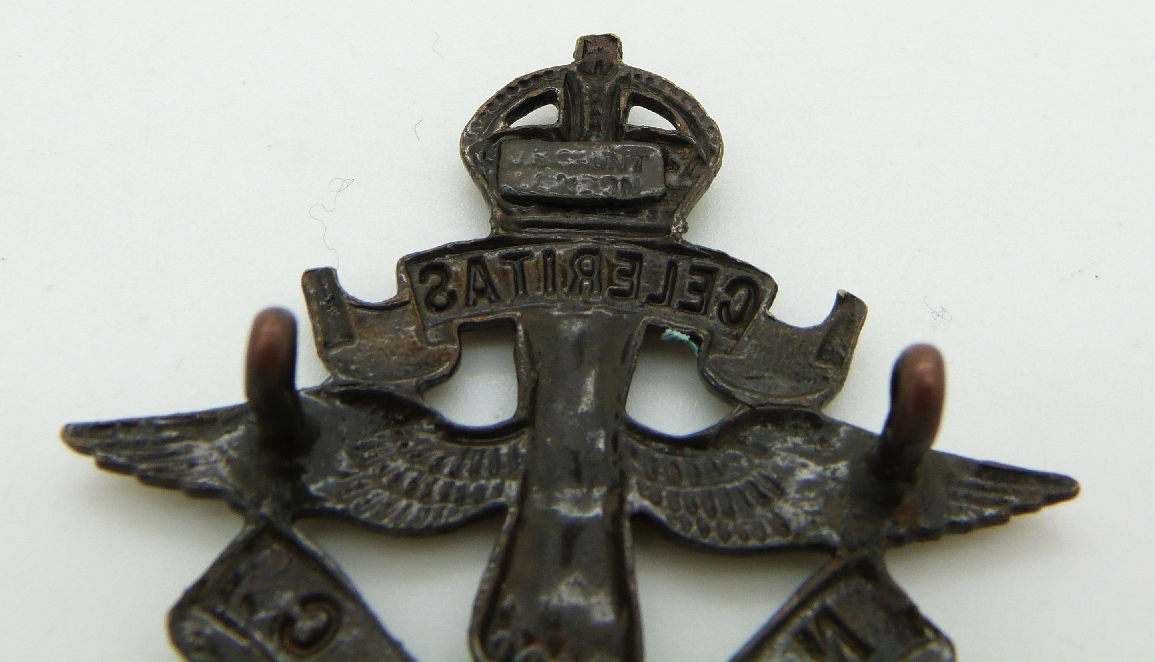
[2,2,1152,659]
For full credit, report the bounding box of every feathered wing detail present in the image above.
[624,409,860,550]
[64,388,528,532]
[63,404,254,509]
[302,398,528,532]
[626,407,1079,551]
[627,434,798,549]
[885,452,1080,545]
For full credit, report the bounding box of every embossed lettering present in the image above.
[608,250,643,299]
[569,249,602,297]
[418,262,457,312]
[676,264,717,314]
[646,259,678,307]
[793,606,872,660]
[499,250,533,297]
[542,248,557,295]
[718,276,759,326]
[465,256,500,307]
[498,140,665,202]
[281,595,342,656]
[407,243,769,339]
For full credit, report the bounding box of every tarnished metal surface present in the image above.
[64,34,1078,661]
[498,141,666,201]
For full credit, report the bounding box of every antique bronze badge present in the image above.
[64,35,1078,661]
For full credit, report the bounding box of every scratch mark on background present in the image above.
[923,297,952,322]
[413,119,424,140]
[431,32,445,60]
[309,178,354,268]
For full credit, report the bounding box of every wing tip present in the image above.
[973,461,1081,506]
[1041,473,1080,505]
[884,456,1081,547]
[61,418,241,506]
[61,422,108,454]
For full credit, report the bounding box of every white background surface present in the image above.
[2,2,1153,659]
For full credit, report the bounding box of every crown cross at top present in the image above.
[567,34,626,140]
[461,34,723,237]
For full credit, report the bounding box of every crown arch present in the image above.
[461,35,723,238]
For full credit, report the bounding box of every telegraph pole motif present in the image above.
[65,36,1078,662]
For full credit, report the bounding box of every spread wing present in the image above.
[301,389,526,533]
[64,405,254,509]
[625,407,1078,552]
[625,408,857,550]
[64,388,527,531]
[886,452,1079,545]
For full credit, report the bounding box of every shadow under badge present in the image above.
[64,34,1078,662]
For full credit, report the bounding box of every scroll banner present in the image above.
[404,239,776,344]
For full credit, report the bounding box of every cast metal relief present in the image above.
[64,35,1079,661]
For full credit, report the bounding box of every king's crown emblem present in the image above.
[463,33,722,237]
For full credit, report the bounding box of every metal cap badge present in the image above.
[64,35,1078,662]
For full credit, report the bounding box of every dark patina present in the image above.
[64,35,1078,662]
